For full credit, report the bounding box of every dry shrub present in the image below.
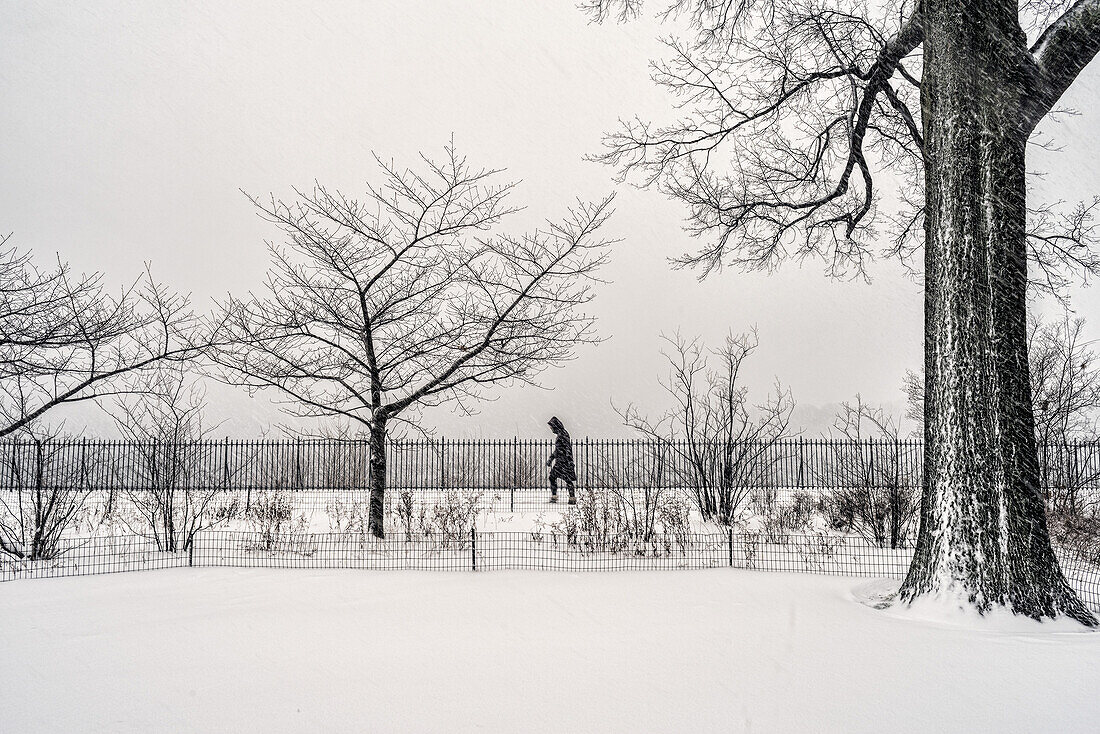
[545,484,692,555]
[245,487,311,553]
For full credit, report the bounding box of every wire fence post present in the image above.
[728,528,733,567]
[471,527,477,571]
[188,536,195,567]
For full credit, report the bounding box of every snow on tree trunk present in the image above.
[899,0,1095,625]
[368,417,387,539]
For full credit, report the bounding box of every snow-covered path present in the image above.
[2,568,1098,733]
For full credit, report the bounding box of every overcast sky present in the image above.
[3,0,1100,438]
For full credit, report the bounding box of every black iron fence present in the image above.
[2,436,1100,490]
[3,438,1099,521]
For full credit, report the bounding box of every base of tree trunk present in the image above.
[899,523,1096,626]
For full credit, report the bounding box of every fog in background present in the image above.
[3,0,1099,438]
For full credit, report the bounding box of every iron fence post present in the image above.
[585,436,590,490]
[471,527,477,571]
[1072,440,1081,516]
[728,528,733,567]
[797,437,805,489]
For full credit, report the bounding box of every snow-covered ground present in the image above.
[2,568,1099,733]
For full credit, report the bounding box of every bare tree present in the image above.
[585,0,1100,622]
[1029,314,1100,444]
[102,364,236,552]
[1031,316,1100,518]
[583,438,688,543]
[0,237,207,436]
[0,425,97,562]
[619,330,794,526]
[212,145,615,537]
[819,397,920,549]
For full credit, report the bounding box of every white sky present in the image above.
[3,0,1100,437]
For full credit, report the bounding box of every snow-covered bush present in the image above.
[391,488,426,541]
[245,487,310,552]
[790,532,843,570]
[822,484,917,549]
[326,494,370,535]
[816,400,919,549]
[382,486,485,547]
[1050,508,1100,564]
[430,488,485,547]
[546,484,692,555]
[773,491,821,531]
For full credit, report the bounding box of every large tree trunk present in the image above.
[899,0,1095,624]
[368,417,388,539]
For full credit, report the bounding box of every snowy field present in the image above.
[3,569,1100,733]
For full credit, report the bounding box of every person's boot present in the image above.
[550,492,558,503]
[568,490,576,505]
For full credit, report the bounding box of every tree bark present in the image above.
[368,416,388,539]
[899,0,1095,624]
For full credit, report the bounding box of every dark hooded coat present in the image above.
[547,417,577,483]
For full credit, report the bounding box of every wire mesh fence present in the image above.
[0,534,192,581]
[4,529,1099,615]
[1059,551,1100,612]
[0,530,914,577]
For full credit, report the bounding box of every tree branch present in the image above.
[1028,0,1100,132]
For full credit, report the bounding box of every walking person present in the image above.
[546,416,577,504]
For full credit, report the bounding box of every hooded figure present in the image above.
[546,416,577,504]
